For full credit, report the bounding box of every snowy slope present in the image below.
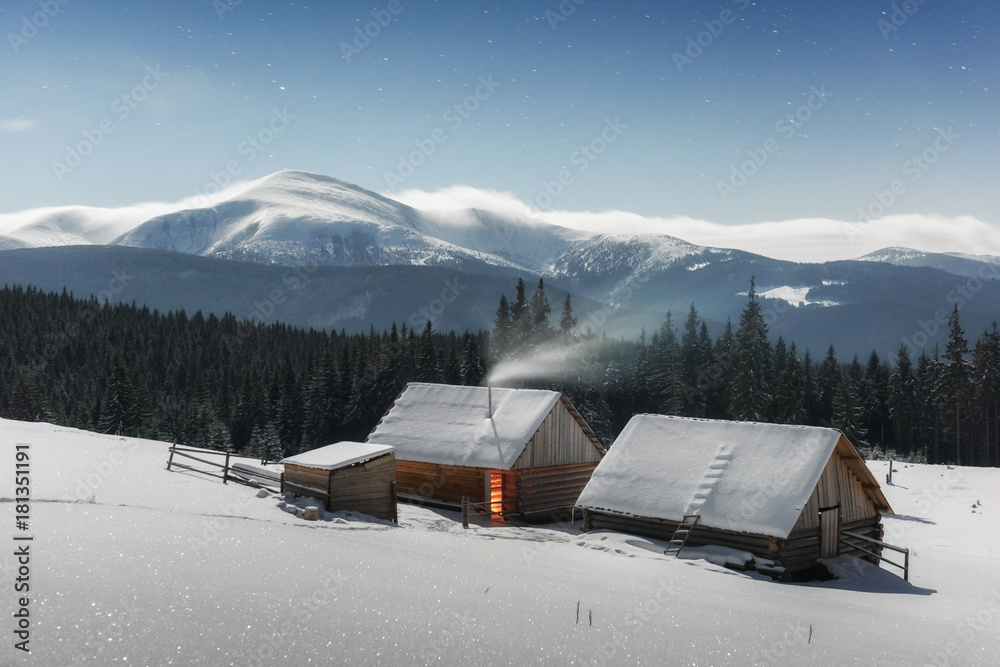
[112,171,516,269]
[857,247,1000,279]
[2,418,999,666]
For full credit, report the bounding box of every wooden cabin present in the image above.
[280,441,397,522]
[367,383,605,519]
[576,415,893,575]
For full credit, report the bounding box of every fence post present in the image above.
[904,548,909,582]
[391,481,398,524]
[223,451,231,484]
[166,440,176,471]
[462,496,469,529]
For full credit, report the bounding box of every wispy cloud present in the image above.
[0,119,42,134]
[0,178,257,245]
[392,186,1000,263]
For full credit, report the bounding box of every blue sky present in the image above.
[1,0,997,228]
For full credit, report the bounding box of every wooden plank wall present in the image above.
[283,453,397,521]
[283,464,333,506]
[396,460,486,505]
[513,399,603,470]
[792,450,880,531]
[514,462,597,516]
[326,453,396,521]
[837,458,877,522]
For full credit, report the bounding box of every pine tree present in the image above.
[492,294,512,361]
[527,278,553,345]
[679,304,711,417]
[460,333,486,386]
[647,312,681,415]
[415,320,439,382]
[559,292,578,336]
[833,373,868,447]
[709,318,736,419]
[862,351,891,454]
[730,278,771,421]
[943,305,970,464]
[888,344,917,456]
[971,324,1000,466]
[817,345,839,426]
[98,354,140,436]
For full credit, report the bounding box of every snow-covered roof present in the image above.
[281,441,395,471]
[368,383,563,470]
[576,415,858,539]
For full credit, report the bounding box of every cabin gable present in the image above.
[513,396,605,470]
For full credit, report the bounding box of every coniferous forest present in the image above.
[1,279,999,467]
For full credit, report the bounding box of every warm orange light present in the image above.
[490,472,503,516]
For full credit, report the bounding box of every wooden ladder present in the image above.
[664,514,700,557]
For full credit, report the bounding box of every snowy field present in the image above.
[2,418,999,666]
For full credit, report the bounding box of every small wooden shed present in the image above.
[576,415,893,575]
[367,382,605,519]
[280,441,397,522]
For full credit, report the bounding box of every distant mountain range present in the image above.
[1,170,998,359]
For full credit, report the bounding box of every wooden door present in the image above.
[819,506,841,558]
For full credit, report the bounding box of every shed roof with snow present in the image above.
[576,415,891,539]
[281,441,395,471]
[368,383,601,470]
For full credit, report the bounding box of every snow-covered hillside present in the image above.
[0,170,733,278]
[2,419,998,665]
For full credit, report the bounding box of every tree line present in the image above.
[1,279,998,466]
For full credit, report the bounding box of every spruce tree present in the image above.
[98,354,140,437]
[559,292,578,335]
[833,373,868,447]
[888,345,917,456]
[943,305,970,464]
[460,333,486,386]
[730,278,771,421]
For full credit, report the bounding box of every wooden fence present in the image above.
[166,443,282,493]
[840,529,910,581]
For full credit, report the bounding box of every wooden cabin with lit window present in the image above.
[367,383,605,520]
[576,415,895,576]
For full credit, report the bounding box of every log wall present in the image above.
[396,460,485,506]
[514,462,598,517]
[584,510,885,574]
